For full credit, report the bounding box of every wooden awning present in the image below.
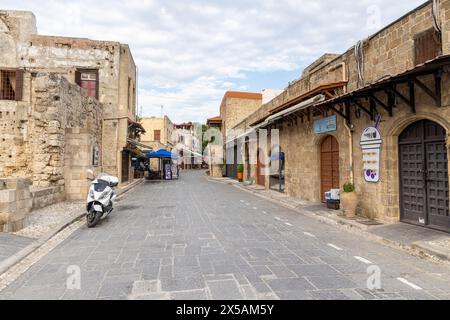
[314,55,450,124]
[251,81,347,126]
[128,119,146,133]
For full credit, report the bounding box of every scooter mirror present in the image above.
[109,176,119,187]
[86,169,95,181]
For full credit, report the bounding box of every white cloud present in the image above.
[2,0,425,123]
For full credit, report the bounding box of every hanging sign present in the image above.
[314,115,337,134]
[360,127,382,183]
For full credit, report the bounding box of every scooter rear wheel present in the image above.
[87,209,102,228]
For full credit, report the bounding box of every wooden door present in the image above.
[321,136,340,202]
[121,150,130,183]
[399,120,450,232]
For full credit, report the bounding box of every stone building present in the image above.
[217,91,263,178]
[206,116,223,177]
[0,10,144,230]
[173,122,203,170]
[140,116,175,151]
[140,116,175,170]
[224,0,450,233]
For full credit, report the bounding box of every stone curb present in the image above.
[207,176,450,264]
[0,178,145,276]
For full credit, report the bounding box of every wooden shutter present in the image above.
[154,130,161,141]
[15,69,24,101]
[75,70,81,86]
[414,28,442,66]
[95,70,99,100]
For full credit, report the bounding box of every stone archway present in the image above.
[383,113,450,227]
[398,119,450,232]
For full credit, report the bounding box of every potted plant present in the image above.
[237,164,244,182]
[341,182,358,218]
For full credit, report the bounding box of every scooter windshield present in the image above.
[94,180,109,192]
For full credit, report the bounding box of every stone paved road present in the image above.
[1,171,450,300]
[0,234,33,263]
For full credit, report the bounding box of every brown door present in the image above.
[121,150,130,183]
[399,120,450,232]
[321,136,340,202]
[257,149,265,187]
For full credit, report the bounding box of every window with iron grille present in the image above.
[1,70,23,101]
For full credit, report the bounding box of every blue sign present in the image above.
[314,115,337,134]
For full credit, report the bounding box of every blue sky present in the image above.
[1,0,426,123]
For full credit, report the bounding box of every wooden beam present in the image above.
[414,77,438,105]
[391,85,412,107]
[369,93,392,117]
[386,88,396,116]
[328,104,350,124]
[408,80,416,114]
[352,99,374,121]
[369,97,378,118]
[344,101,351,125]
[435,71,442,107]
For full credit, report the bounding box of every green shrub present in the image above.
[343,182,355,193]
[237,164,244,173]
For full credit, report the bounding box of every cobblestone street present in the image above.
[1,171,450,300]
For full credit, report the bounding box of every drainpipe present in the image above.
[340,62,354,184]
[344,120,355,185]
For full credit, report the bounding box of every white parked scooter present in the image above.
[86,171,119,228]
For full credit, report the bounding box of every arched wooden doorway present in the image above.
[399,119,450,232]
[321,136,340,202]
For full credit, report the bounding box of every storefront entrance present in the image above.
[320,136,340,203]
[121,150,130,183]
[399,120,450,232]
[257,148,265,187]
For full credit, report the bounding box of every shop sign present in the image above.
[164,163,172,180]
[314,115,337,134]
[360,126,382,183]
[171,164,179,179]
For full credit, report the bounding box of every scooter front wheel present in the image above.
[87,209,102,228]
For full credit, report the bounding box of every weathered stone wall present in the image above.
[0,178,32,232]
[232,0,450,225]
[1,10,138,189]
[30,186,64,210]
[30,73,102,189]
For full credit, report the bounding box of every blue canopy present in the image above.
[146,149,178,159]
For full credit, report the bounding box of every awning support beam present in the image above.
[352,99,374,121]
[408,80,416,114]
[390,85,412,108]
[435,71,442,107]
[327,104,350,124]
[413,77,439,106]
[368,93,393,117]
